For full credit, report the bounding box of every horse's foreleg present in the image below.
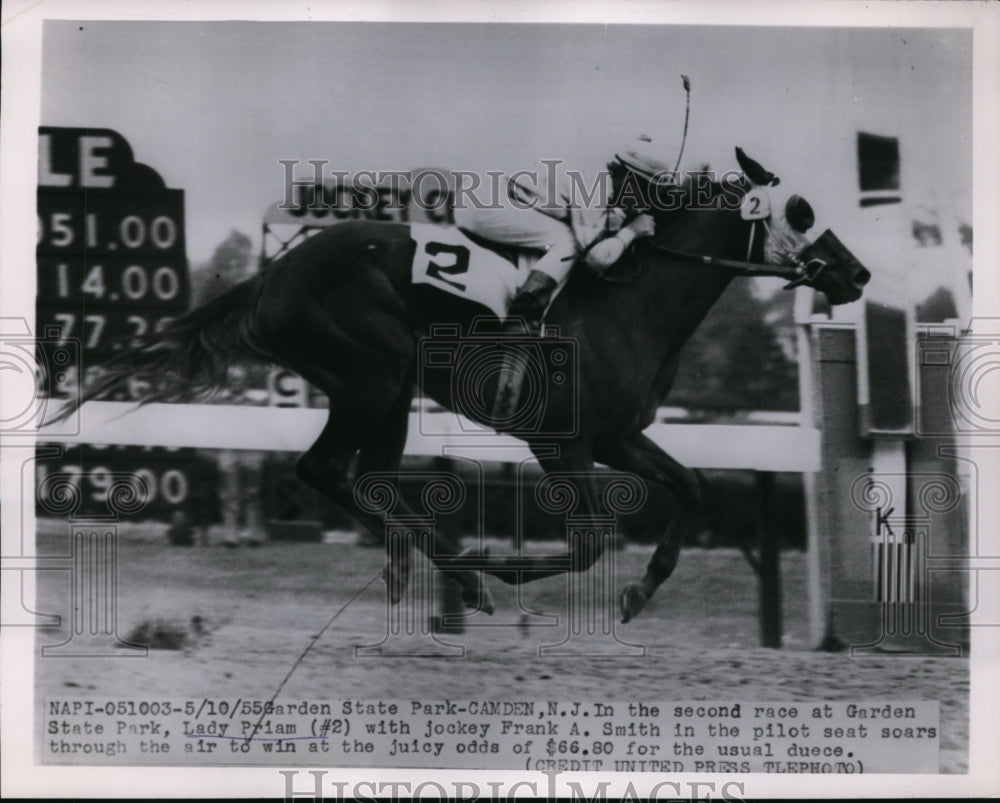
[631,432,704,590]
[596,433,702,622]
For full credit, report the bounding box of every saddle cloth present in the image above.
[409,223,530,318]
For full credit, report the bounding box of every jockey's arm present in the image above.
[582,226,639,271]
[570,206,653,273]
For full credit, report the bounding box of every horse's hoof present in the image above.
[462,583,495,615]
[462,580,494,616]
[455,547,494,615]
[619,582,648,624]
[457,569,495,615]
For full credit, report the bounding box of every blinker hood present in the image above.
[791,229,871,305]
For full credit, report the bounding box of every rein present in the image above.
[647,238,794,278]
[644,230,827,289]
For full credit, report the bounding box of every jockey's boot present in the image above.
[506,269,558,337]
[491,270,558,425]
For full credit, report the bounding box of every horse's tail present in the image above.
[47,275,270,424]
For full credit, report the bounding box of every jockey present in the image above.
[453,135,668,337]
[453,136,670,421]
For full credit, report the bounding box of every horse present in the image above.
[52,148,870,623]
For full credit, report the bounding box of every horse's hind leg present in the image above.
[352,388,493,614]
[596,433,703,622]
[295,412,384,537]
[353,388,415,604]
[296,387,492,613]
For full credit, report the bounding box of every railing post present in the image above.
[757,471,782,648]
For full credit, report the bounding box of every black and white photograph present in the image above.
[2,1,998,799]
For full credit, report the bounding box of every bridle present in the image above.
[605,165,832,291]
[639,182,828,289]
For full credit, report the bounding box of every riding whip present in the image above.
[671,75,692,176]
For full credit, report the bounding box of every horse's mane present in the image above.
[638,172,757,263]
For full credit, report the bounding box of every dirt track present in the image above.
[34,526,968,772]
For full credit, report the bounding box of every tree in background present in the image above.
[188,229,268,385]
[669,280,799,412]
[191,229,255,306]
[958,222,972,255]
[187,230,269,547]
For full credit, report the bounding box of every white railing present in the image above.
[40,401,820,472]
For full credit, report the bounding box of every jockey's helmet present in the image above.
[612,135,673,185]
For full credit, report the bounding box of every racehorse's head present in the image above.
[631,147,871,306]
[732,147,871,305]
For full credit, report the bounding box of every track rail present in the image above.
[39,401,820,472]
